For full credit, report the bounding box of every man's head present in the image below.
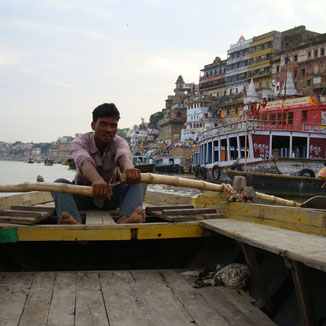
[91,103,120,149]
[92,103,120,122]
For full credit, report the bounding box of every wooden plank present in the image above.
[0,213,53,225]
[48,272,77,326]
[161,208,216,215]
[86,211,116,225]
[17,222,203,241]
[75,272,109,326]
[220,202,326,231]
[145,204,194,213]
[240,243,274,315]
[19,272,56,326]
[151,213,206,222]
[99,271,149,326]
[162,270,230,325]
[130,270,194,325]
[0,209,52,217]
[214,287,277,326]
[10,205,56,213]
[285,259,318,326]
[188,285,255,326]
[201,219,326,272]
[0,272,34,326]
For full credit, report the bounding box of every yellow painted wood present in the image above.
[16,222,203,241]
[220,202,326,231]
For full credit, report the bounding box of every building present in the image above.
[248,30,281,98]
[199,57,227,98]
[271,27,326,98]
[226,35,252,96]
[158,76,198,141]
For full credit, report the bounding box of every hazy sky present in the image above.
[1,0,326,142]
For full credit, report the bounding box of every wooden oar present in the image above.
[121,172,326,209]
[0,182,93,197]
[0,174,325,209]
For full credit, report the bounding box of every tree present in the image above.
[149,110,164,128]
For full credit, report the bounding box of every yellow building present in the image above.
[248,31,281,92]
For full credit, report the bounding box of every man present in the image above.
[52,103,146,224]
[316,161,326,179]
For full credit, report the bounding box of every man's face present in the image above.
[91,117,118,146]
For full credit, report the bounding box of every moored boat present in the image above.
[193,96,326,183]
[227,169,326,198]
[154,156,184,174]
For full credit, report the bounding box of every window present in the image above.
[307,79,311,86]
[236,88,238,94]
[294,70,297,78]
[302,110,308,122]
[277,113,282,122]
[302,69,305,77]
[288,112,293,125]
[276,65,280,73]
[321,48,325,56]
[294,55,298,62]
[314,49,318,57]
[308,51,311,58]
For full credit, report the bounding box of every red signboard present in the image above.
[309,138,326,159]
[252,134,270,159]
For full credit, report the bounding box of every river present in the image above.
[0,160,204,197]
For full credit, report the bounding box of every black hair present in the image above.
[324,161,326,167]
[92,103,120,122]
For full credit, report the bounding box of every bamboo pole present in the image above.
[0,174,302,208]
[121,172,302,208]
[0,182,93,197]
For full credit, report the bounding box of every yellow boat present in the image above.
[0,187,326,325]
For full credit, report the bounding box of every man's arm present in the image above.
[118,154,141,184]
[81,161,112,199]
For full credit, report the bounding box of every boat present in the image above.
[227,169,326,198]
[0,185,326,325]
[67,158,76,170]
[27,158,34,163]
[44,159,54,166]
[132,155,156,172]
[154,156,184,174]
[193,95,326,183]
[0,181,326,325]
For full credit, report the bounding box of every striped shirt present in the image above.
[71,132,132,207]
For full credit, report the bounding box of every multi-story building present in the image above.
[199,57,227,98]
[271,27,326,98]
[181,96,210,142]
[248,30,281,98]
[226,35,252,96]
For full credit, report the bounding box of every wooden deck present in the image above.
[0,270,276,326]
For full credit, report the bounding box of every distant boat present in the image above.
[154,156,184,174]
[227,169,326,198]
[44,159,53,166]
[27,158,34,164]
[132,155,155,173]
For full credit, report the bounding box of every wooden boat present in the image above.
[227,169,326,198]
[1,187,326,325]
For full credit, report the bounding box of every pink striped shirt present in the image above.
[71,132,132,206]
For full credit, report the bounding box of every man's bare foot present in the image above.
[117,206,146,224]
[59,212,81,225]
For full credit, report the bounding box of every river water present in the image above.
[0,160,203,197]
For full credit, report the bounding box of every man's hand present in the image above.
[123,168,141,184]
[92,178,112,199]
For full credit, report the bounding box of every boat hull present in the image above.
[227,169,326,197]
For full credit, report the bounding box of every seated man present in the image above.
[52,103,146,224]
[316,162,326,179]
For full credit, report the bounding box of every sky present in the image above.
[1,0,326,143]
